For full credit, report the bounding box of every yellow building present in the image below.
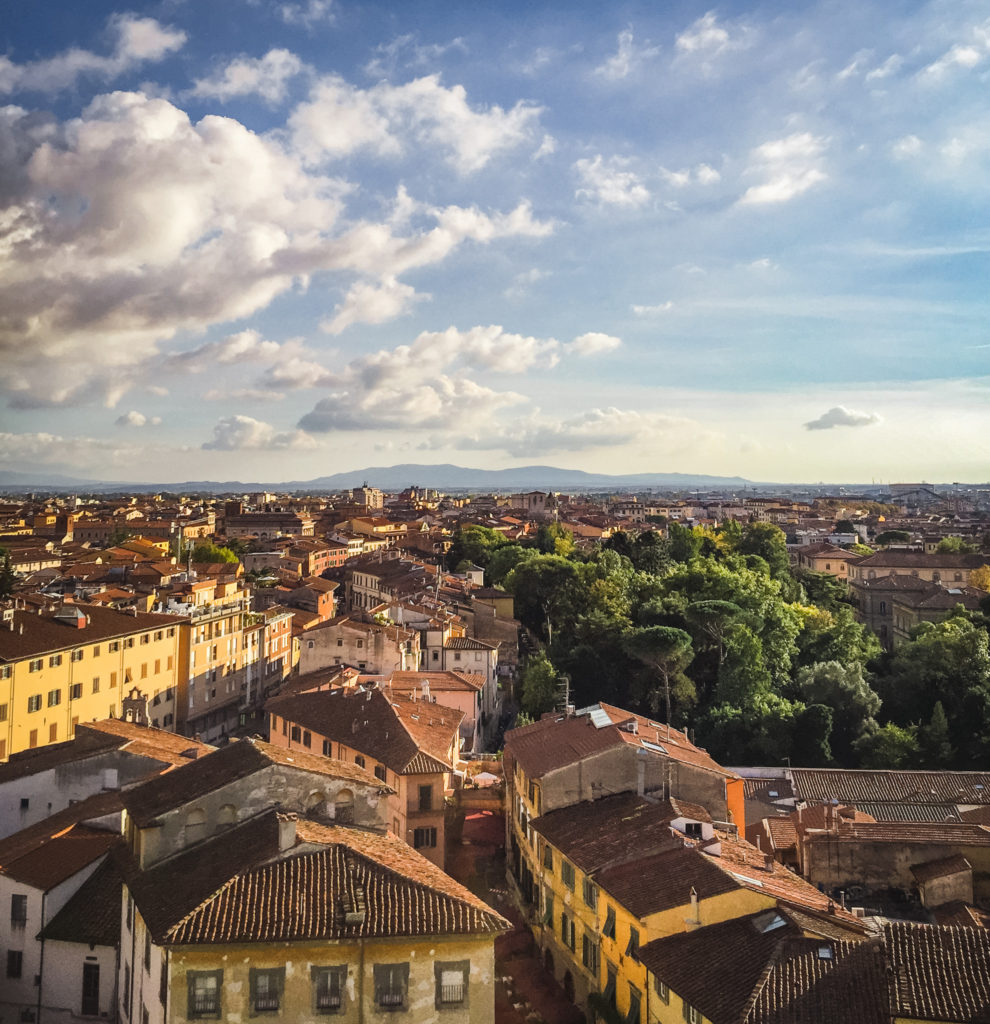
[527,792,867,1021]
[118,811,508,1024]
[0,604,185,760]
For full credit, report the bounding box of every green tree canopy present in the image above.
[622,626,695,723]
[191,542,239,564]
[519,651,560,719]
[794,661,881,765]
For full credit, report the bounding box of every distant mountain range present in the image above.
[0,463,768,493]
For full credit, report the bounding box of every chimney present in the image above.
[421,678,430,702]
[685,886,701,930]
[278,813,298,852]
[637,758,645,797]
[764,853,774,872]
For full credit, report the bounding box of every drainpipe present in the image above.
[358,938,365,1024]
[37,891,47,1024]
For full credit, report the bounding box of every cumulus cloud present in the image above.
[0,14,186,95]
[166,330,282,373]
[295,324,620,435]
[594,29,661,81]
[922,22,990,80]
[322,276,427,334]
[115,410,160,427]
[202,415,316,450]
[804,406,881,430]
[738,132,828,205]
[574,155,649,207]
[0,91,550,408]
[0,430,159,471]
[191,49,305,104]
[660,163,721,187]
[567,332,622,356]
[290,73,543,173]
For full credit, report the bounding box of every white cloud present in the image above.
[0,91,550,408]
[594,29,661,81]
[191,49,305,104]
[364,35,468,79]
[675,12,746,68]
[202,415,316,450]
[632,302,674,315]
[567,332,622,357]
[296,324,617,435]
[660,163,721,187]
[203,387,286,402]
[0,14,186,95]
[290,73,543,173]
[504,268,549,300]
[738,132,828,205]
[574,155,649,207]
[115,410,160,427]
[892,134,923,159]
[865,54,903,81]
[167,330,282,373]
[322,276,427,334]
[279,0,334,29]
[804,406,881,430]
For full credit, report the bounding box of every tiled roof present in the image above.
[506,703,734,781]
[124,811,508,946]
[373,670,486,693]
[0,819,119,891]
[789,768,990,806]
[806,822,990,846]
[852,801,963,822]
[444,636,496,650]
[911,854,972,884]
[932,902,990,931]
[532,794,695,874]
[0,605,186,662]
[41,856,123,946]
[885,922,990,1022]
[122,737,389,827]
[0,789,123,867]
[855,551,987,568]
[266,687,461,774]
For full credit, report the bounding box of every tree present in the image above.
[191,542,239,564]
[532,523,574,557]
[685,600,742,667]
[630,531,671,576]
[0,550,16,600]
[854,723,920,769]
[107,526,133,547]
[794,661,881,765]
[921,701,954,767]
[738,523,790,578]
[446,525,504,570]
[875,530,911,547]
[792,704,834,766]
[970,565,990,593]
[716,623,771,705]
[520,652,560,719]
[936,536,978,554]
[668,523,702,563]
[834,519,856,534]
[622,626,694,723]
[505,555,584,645]
[486,544,526,586]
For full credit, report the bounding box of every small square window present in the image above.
[187,970,222,1018]
[7,949,23,978]
[435,961,469,1009]
[312,965,346,1014]
[250,967,284,1014]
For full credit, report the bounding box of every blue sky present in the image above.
[1,0,988,483]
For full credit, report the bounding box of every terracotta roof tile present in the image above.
[789,768,990,806]
[0,821,119,891]
[41,855,123,945]
[911,854,972,884]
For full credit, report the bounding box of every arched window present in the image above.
[305,791,326,816]
[217,804,237,828]
[185,808,207,844]
[334,789,354,825]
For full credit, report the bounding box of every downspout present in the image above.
[36,891,46,1024]
[358,938,365,1024]
[161,948,169,1024]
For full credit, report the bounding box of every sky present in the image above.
[1,0,988,485]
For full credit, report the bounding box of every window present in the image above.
[187,970,222,1018]
[250,967,284,1013]
[604,965,617,1009]
[355,755,366,769]
[323,740,333,757]
[625,986,641,1024]
[413,827,437,848]
[374,764,387,783]
[167,627,176,638]
[583,878,598,909]
[50,722,58,742]
[71,649,84,662]
[0,666,8,679]
[124,963,131,1012]
[561,859,575,891]
[374,963,409,1011]
[561,911,575,951]
[50,654,62,667]
[582,933,600,975]
[29,659,42,673]
[7,949,23,978]
[543,844,553,872]
[141,633,150,645]
[0,703,7,722]
[82,962,101,1015]
[124,638,134,649]
[291,725,302,742]
[109,642,120,653]
[435,961,469,1009]
[93,645,101,656]
[303,730,312,748]
[653,976,669,1004]
[542,891,554,926]
[879,601,886,614]
[683,1004,702,1024]
[11,893,27,924]
[336,639,343,647]
[312,966,346,1013]
[626,926,639,961]
[419,784,433,811]
[48,688,62,706]
[70,683,82,700]
[684,822,703,839]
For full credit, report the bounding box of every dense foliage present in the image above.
[453,519,990,770]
